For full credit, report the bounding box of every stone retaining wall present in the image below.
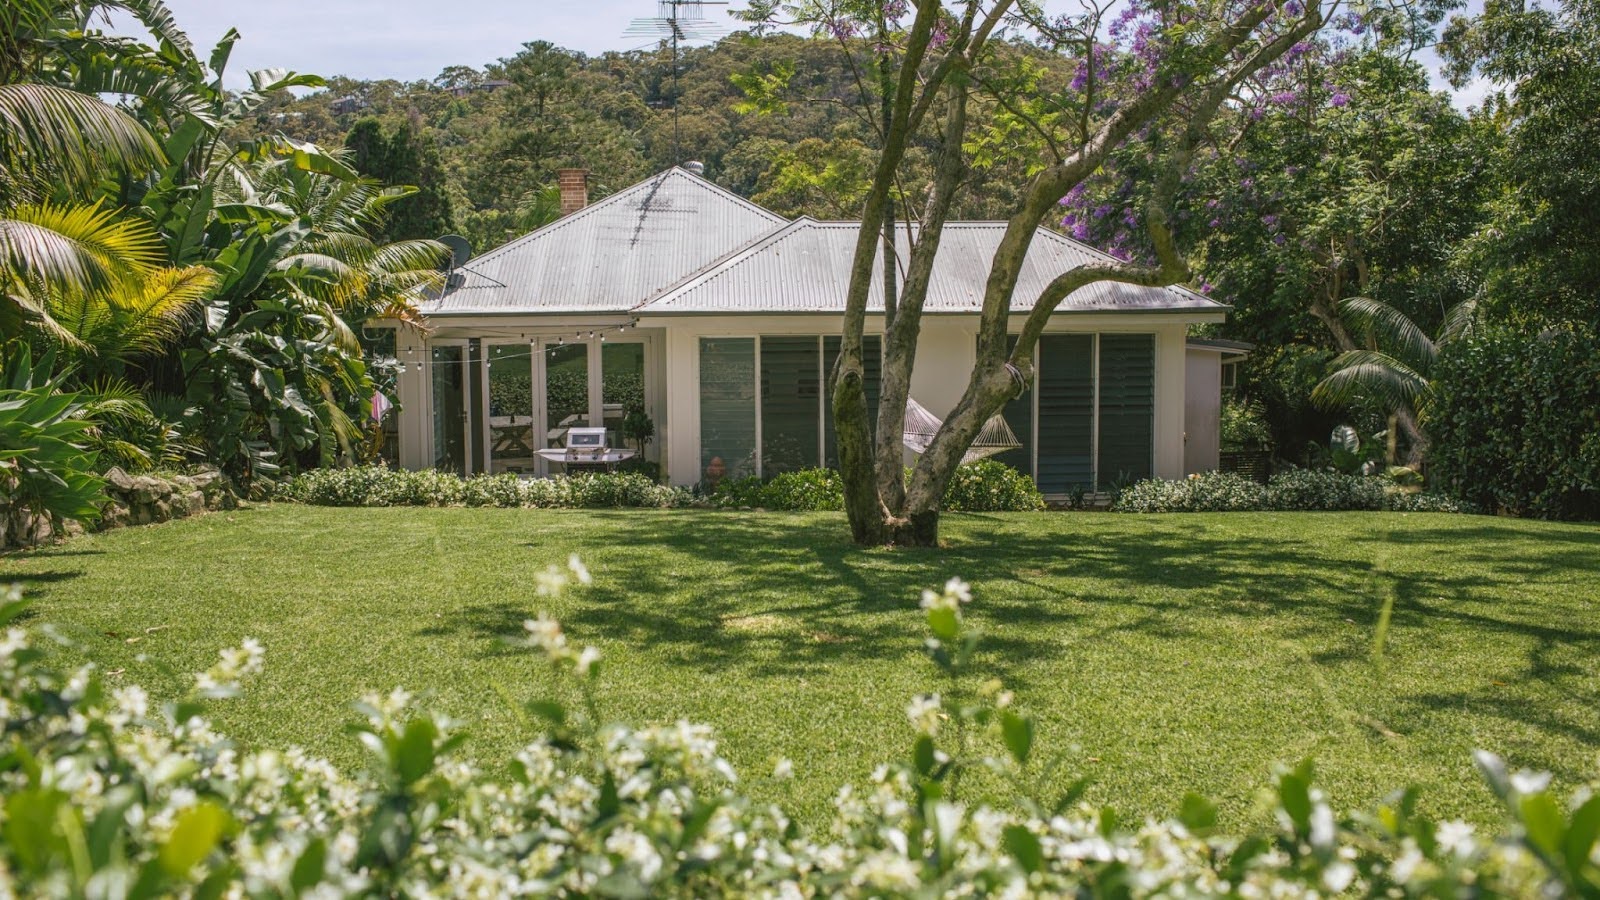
[1,467,239,551]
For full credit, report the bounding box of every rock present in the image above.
[130,475,168,504]
[132,505,153,526]
[104,466,136,492]
[184,491,206,515]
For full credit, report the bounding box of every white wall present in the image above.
[1184,349,1222,474]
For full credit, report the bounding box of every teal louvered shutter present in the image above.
[699,338,757,481]
[1035,334,1094,494]
[760,337,822,475]
[1096,334,1155,488]
[823,335,881,469]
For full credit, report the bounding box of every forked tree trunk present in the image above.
[832,0,1318,547]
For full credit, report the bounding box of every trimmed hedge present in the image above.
[0,576,1578,896]
[276,467,689,509]
[1113,470,1474,514]
[708,462,1045,512]
[1430,327,1600,519]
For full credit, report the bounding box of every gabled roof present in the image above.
[638,218,1225,315]
[419,167,788,316]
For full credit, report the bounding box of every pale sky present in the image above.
[107,0,1486,105]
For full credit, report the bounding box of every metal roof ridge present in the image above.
[452,170,683,271]
[634,216,821,311]
[666,165,789,225]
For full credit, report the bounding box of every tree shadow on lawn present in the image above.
[416,512,1600,704]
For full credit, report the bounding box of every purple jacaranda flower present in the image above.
[1273,233,1288,246]
[1071,221,1091,240]
[1209,218,1222,228]
[1200,281,1215,294]
[1330,92,1351,107]
[1093,204,1113,219]
[1262,214,1278,227]
[1207,199,1221,209]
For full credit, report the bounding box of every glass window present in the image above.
[601,342,647,453]
[487,344,536,474]
[545,342,589,450]
[430,345,467,474]
[760,337,822,474]
[699,338,756,484]
[1097,334,1155,487]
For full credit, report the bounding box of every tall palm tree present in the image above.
[1312,296,1478,462]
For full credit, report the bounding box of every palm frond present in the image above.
[100,0,196,62]
[0,83,163,197]
[370,239,449,275]
[1,203,164,298]
[1312,350,1432,411]
[107,264,217,356]
[1338,296,1438,370]
[1437,297,1480,346]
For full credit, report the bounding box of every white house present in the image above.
[388,166,1232,496]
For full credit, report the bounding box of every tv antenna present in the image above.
[623,1,728,163]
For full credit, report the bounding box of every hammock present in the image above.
[902,397,1022,464]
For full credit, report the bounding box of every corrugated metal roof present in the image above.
[418,167,788,316]
[637,218,1225,315]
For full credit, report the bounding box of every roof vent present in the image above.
[683,161,705,176]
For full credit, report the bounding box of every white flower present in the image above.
[1510,769,1552,795]
[1435,819,1477,858]
[772,758,794,780]
[567,554,592,586]
[575,646,601,676]
[943,577,972,604]
[906,693,942,736]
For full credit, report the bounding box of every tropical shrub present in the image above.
[1114,472,1269,512]
[1114,471,1473,513]
[940,459,1046,512]
[708,468,847,511]
[1430,327,1600,519]
[0,353,106,524]
[0,575,1584,897]
[708,463,1044,512]
[1219,397,1273,451]
[1265,468,1389,510]
[276,466,688,509]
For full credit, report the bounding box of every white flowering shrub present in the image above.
[0,574,1572,897]
[277,467,690,509]
[707,464,1044,513]
[1115,471,1475,514]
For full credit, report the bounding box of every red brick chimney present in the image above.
[557,168,589,216]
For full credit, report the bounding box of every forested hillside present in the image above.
[240,33,1066,254]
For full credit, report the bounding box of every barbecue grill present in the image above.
[534,426,637,474]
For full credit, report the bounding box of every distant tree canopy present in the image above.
[240,33,1070,253]
[344,118,455,243]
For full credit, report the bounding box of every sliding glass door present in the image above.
[486,344,537,475]
[430,343,469,475]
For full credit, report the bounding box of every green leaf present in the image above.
[525,699,567,726]
[913,734,936,775]
[291,838,327,891]
[4,788,67,873]
[1179,792,1218,832]
[1520,791,1566,858]
[1000,710,1033,766]
[394,717,439,786]
[159,800,228,878]
[1563,795,1600,883]
[926,605,959,641]
[1003,824,1043,874]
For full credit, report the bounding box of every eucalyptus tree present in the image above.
[742,0,1431,546]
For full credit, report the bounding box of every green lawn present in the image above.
[5,505,1598,828]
